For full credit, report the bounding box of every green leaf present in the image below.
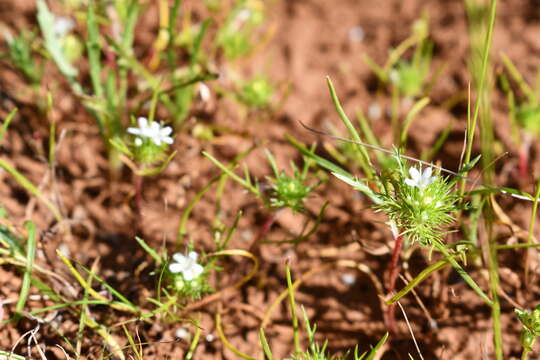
[15,221,37,315]
[37,0,78,80]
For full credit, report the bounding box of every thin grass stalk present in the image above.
[431,240,492,306]
[524,178,540,283]
[285,263,301,354]
[326,77,374,179]
[14,222,36,315]
[460,0,497,196]
[485,198,503,359]
[185,319,202,360]
[0,158,63,222]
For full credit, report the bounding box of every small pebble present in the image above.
[341,273,356,286]
[367,103,382,121]
[175,327,190,340]
[348,26,365,42]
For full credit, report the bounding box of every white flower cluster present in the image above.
[404,166,436,190]
[169,251,204,281]
[127,117,174,147]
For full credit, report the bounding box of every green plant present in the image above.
[516,306,540,360]
[259,263,389,360]
[216,0,265,60]
[3,30,41,85]
[237,75,275,108]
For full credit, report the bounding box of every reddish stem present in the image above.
[386,233,404,333]
[248,209,284,254]
[134,174,143,219]
[518,142,530,180]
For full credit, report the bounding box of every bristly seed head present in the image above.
[375,157,464,246]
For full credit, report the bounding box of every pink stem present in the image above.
[518,142,530,180]
[386,233,404,333]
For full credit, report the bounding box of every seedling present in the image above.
[237,75,275,109]
[204,149,323,248]
[363,13,433,99]
[3,30,41,85]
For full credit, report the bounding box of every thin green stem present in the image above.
[386,258,448,305]
[326,77,374,179]
[524,177,540,282]
[286,263,301,355]
[486,206,503,359]
[0,158,63,222]
[431,240,493,306]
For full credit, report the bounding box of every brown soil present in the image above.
[1,0,540,359]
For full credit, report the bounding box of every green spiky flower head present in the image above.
[376,157,463,246]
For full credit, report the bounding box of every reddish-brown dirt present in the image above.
[1,0,540,359]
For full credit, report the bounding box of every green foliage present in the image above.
[515,104,540,136]
[265,150,319,213]
[516,306,540,353]
[37,0,79,83]
[4,31,41,84]
[237,76,274,108]
[216,0,265,60]
[500,53,540,140]
[389,17,433,98]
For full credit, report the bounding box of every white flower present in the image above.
[404,166,436,190]
[127,117,174,146]
[169,251,204,281]
[54,17,75,37]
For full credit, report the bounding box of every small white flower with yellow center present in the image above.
[127,117,174,147]
[404,166,436,190]
[169,251,204,281]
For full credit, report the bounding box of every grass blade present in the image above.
[15,221,36,315]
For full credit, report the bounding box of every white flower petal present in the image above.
[169,262,186,273]
[183,264,203,281]
[127,127,141,135]
[404,179,416,188]
[161,126,173,136]
[134,137,143,146]
[173,253,188,264]
[137,117,148,128]
[150,121,161,133]
[423,167,432,180]
[188,251,198,261]
[409,167,420,181]
[164,136,174,145]
[192,263,204,276]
